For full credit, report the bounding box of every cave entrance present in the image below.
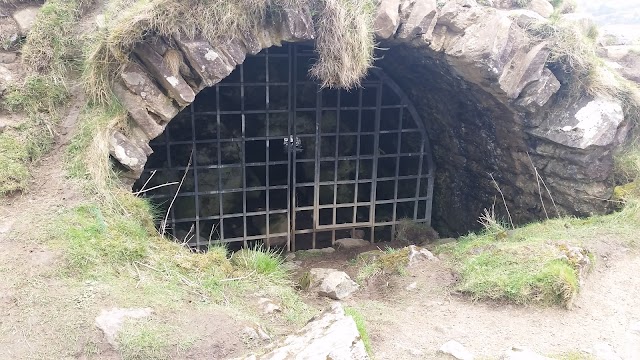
[133,43,434,251]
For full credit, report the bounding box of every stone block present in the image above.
[397,0,438,40]
[121,62,179,122]
[112,82,165,140]
[12,6,40,36]
[108,131,148,174]
[374,0,401,39]
[133,42,195,105]
[175,37,236,88]
[281,6,315,41]
[516,68,560,112]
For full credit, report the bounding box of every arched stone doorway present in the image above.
[133,43,434,251]
[108,1,631,250]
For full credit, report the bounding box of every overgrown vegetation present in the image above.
[0,0,85,195]
[85,0,376,104]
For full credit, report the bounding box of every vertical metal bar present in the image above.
[289,44,296,252]
[369,80,383,243]
[352,89,362,232]
[332,89,340,246]
[163,118,176,239]
[216,83,224,244]
[391,105,403,241]
[190,103,201,248]
[313,55,322,250]
[414,127,425,222]
[240,57,248,249]
[316,86,322,249]
[265,47,271,249]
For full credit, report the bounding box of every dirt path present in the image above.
[318,244,640,359]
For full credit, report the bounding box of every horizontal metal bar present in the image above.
[170,211,289,222]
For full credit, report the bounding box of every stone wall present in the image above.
[109,0,635,236]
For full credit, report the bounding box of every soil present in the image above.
[296,241,640,359]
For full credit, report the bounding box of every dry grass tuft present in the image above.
[84,0,376,103]
[309,0,376,89]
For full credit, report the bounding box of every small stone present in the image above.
[334,238,370,249]
[407,245,439,265]
[12,7,41,36]
[440,340,474,360]
[242,324,271,341]
[405,282,418,291]
[95,308,153,347]
[95,15,106,29]
[258,298,281,314]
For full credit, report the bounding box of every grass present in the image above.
[356,246,410,283]
[437,200,640,307]
[0,0,84,197]
[84,0,376,103]
[21,0,94,74]
[117,320,172,360]
[344,307,372,356]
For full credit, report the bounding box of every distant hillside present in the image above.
[576,0,640,25]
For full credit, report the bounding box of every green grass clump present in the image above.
[231,245,289,283]
[344,307,372,356]
[50,203,151,275]
[440,233,581,306]
[21,0,93,74]
[438,199,640,307]
[4,74,69,113]
[117,321,172,360]
[0,134,30,195]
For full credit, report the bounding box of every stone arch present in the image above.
[109,0,630,237]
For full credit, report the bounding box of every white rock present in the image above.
[593,343,622,360]
[249,303,369,359]
[12,7,40,36]
[318,271,359,300]
[503,347,554,360]
[309,268,359,300]
[440,340,474,360]
[407,245,439,265]
[572,98,625,149]
[95,308,153,347]
[95,14,106,29]
[335,238,370,249]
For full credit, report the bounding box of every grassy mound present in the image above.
[437,201,639,307]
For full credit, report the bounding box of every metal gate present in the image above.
[133,43,434,251]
